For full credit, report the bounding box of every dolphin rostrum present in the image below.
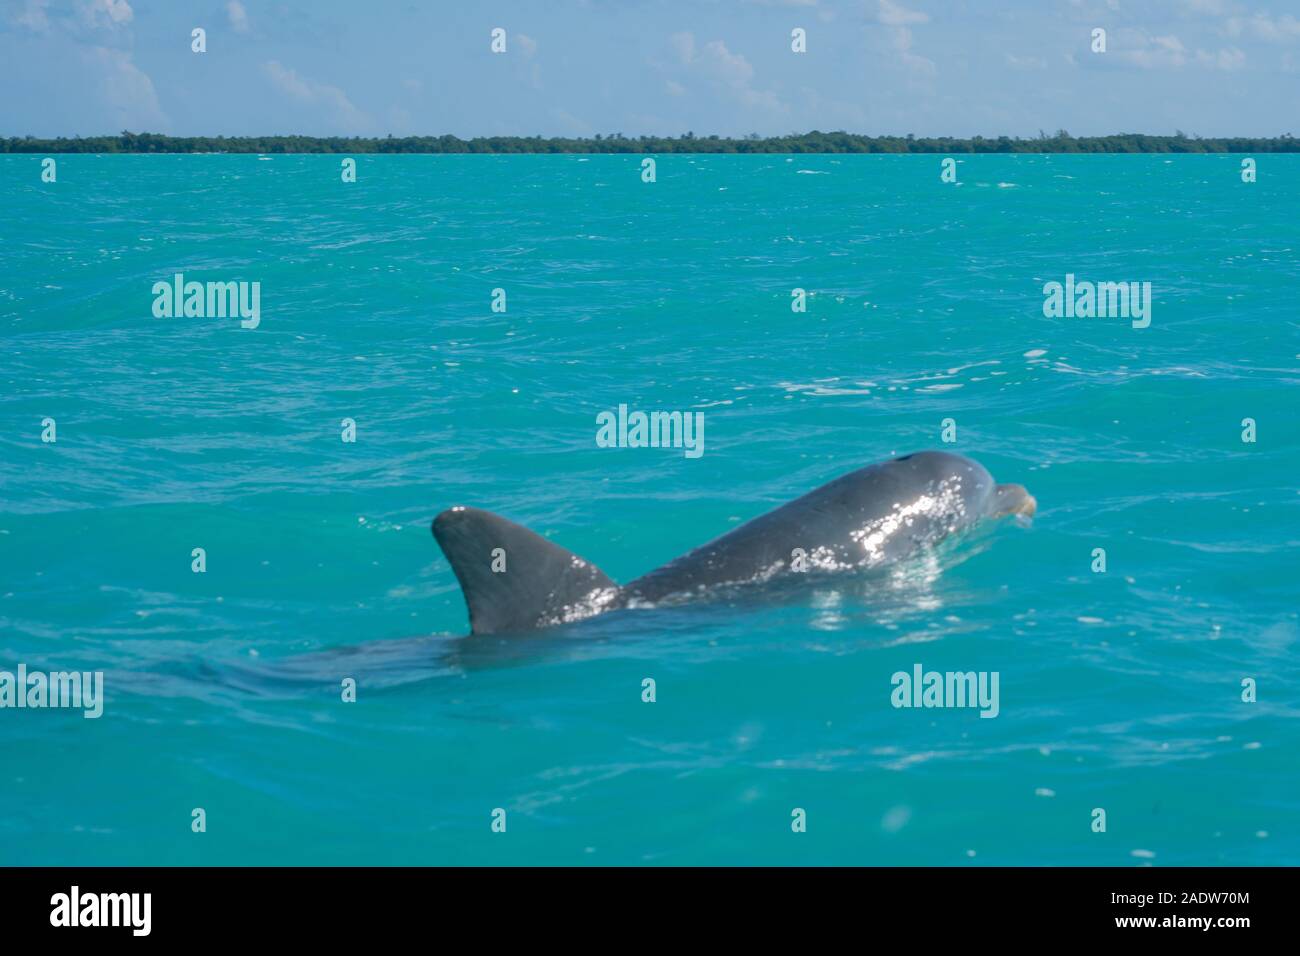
[431,451,1035,635]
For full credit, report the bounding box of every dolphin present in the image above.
[431,450,1035,635]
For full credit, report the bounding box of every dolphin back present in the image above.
[432,452,1029,635]
[623,451,999,603]
[432,507,620,634]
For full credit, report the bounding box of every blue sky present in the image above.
[1,0,1296,138]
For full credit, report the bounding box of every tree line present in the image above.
[2,130,1296,154]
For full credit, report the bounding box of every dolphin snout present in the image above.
[992,483,1036,518]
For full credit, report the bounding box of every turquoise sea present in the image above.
[1,154,1296,865]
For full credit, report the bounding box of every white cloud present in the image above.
[81,44,166,128]
[890,25,936,75]
[701,39,755,88]
[1225,13,1300,42]
[665,79,687,96]
[671,31,696,64]
[702,39,787,111]
[12,0,51,32]
[663,32,786,114]
[264,60,313,100]
[1117,32,1188,68]
[12,0,132,33]
[226,0,249,34]
[79,0,132,28]
[263,60,368,131]
[1196,45,1246,69]
[872,2,934,77]
[876,0,929,26]
[1005,53,1048,70]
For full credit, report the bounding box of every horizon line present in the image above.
[5,130,1299,155]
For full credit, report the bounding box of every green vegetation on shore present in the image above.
[3,130,1296,154]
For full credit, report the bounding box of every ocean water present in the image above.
[1,153,1297,866]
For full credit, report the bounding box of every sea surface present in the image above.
[1,154,1296,865]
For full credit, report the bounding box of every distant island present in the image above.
[3,131,1297,154]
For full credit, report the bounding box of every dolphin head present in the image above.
[990,482,1037,519]
[878,452,1035,524]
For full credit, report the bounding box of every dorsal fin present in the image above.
[432,507,619,635]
